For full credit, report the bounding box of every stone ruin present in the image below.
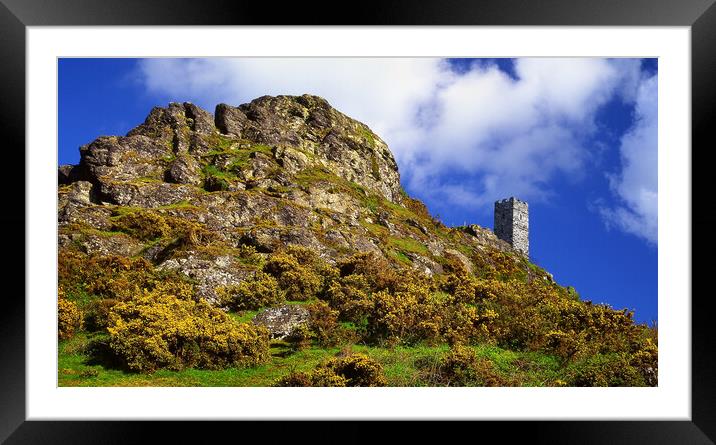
[494,197,529,256]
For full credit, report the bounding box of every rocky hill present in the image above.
[59,94,521,303]
[57,94,657,387]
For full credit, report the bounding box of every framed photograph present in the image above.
[6,0,714,442]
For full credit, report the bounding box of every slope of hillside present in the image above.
[57,94,657,387]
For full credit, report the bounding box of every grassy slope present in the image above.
[58,332,561,387]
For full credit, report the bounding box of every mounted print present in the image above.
[57,57,657,387]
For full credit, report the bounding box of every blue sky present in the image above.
[59,58,658,324]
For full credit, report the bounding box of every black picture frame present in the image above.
[3,0,713,443]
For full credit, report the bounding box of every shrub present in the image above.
[285,323,312,352]
[107,289,270,372]
[472,248,526,280]
[367,284,442,345]
[58,297,83,340]
[336,252,399,293]
[170,219,218,248]
[284,245,320,267]
[84,298,120,332]
[323,274,373,323]
[278,245,339,294]
[439,271,477,304]
[402,195,433,222]
[237,244,263,266]
[58,249,195,304]
[628,337,658,386]
[217,271,284,311]
[440,304,498,346]
[564,353,645,387]
[305,300,341,347]
[422,345,509,387]
[263,252,322,301]
[111,210,171,240]
[543,329,584,360]
[440,252,471,276]
[277,368,348,387]
[365,280,498,346]
[58,250,158,302]
[276,353,387,387]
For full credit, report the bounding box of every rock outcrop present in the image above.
[252,305,310,339]
[58,94,535,305]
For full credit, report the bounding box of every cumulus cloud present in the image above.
[136,58,444,144]
[401,58,637,207]
[135,57,655,241]
[599,74,658,245]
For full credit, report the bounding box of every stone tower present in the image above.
[494,197,529,256]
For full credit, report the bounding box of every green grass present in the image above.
[157,200,198,211]
[109,206,144,218]
[58,329,562,387]
[388,249,412,265]
[357,125,376,147]
[294,166,339,186]
[203,164,237,180]
[388,236,429,256]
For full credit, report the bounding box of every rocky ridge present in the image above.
[58,94,536,303]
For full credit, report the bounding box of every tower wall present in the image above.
[494,197,529,256]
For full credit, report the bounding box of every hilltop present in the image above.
[57,94,657,387]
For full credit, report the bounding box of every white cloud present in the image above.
[599,74,658,244]
[136,58,444,145]
[135,57,655,241]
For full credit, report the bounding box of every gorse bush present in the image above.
[110,208,218,248]
[421,345,510,387]
[57,236,657,385]
[59,250,157,301]
[366,283,497,347]
[84,297,120,332]
[107,288,270,372]
[217,271,284,311]
[237,244,264,266]
[564,353,646,387]
[285,323,313,352]
[336,252,400,293]
[111,210,171,241]
[367,286,431,345]
[305,300,342,347]
[58,249,194,303]
[263,252,323,301]
[58,294,83,340]
[323,273,373,323]
[471,248,526,280]
[276,353,387,387]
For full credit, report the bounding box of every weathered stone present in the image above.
[252,305,310,339]
[274,146,310,174]
[184,102,215,134]
[66,181,94,205]
[158,254,252,304]
[406,252,443,276]
[77,233,143,257]
[240,152,277,182]
[97,182,197,207]
[167,155,202,185]
[406,218,429,235]
[215,103,249,137]
[58,164,79,185]
[79,134,171,183]
[443,249,473,274]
